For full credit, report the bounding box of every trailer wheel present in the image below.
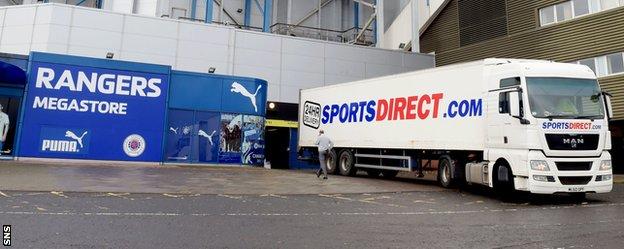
[381,170,398,179]
[437,157,454,188]
[338,150,357,176]
[326,149,338,174]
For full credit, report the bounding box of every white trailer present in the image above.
[298,59,614,196]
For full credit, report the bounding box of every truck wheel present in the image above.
[338,150,357,176]
[326,149,338,175]
[494,163,515,196]
[437,157,454,188]
[382,170,398,179]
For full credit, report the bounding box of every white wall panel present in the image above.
[32,24,70,45]
[364,49,405,67]
[281,53,324,73]
[67,44,119,59]
[267,83,280,101]
[69,27,122,50]
[119,50,175,66]
[178,22,230,45]
[404,53,435,70]
[4,7,36,26]
[72,8,123,32]
[124,15,178,39]
[0,44,30,54]
[0,9,6,27]
[235,31,281,52]
[364,63,407,78]
[282,38,324,58]
[281,70,324,88]
[324,43,366,61]
[233,64,281,89]
[30,43,68,54]
[324,58,365,78]
[1,26,33,45]
[122,33,177,57]
[324,74,363,86]
[34,5,72,26]
[280,85,303,103]
[175,57,229,74]
[177,40,229,62]
[234,48,281,69]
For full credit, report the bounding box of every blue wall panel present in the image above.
[221,78,267,116]
[17,52,170,162]
[169,71,222,111]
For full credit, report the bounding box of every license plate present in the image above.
[568,187,585,192]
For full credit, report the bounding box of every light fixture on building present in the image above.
[237,8,243,13]
[399,43,406,49]
[208,67,216,73]
[268,102,276,110]
[106,52,114,59]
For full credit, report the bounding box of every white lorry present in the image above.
[298,59,614,196]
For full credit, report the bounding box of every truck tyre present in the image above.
[338,150,357,176]
[494,163,515,196]
[381,170,398,178]
[326,149,338,174]
[437,157,454,188]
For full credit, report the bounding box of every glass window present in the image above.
[589,0,602,12]
[526,77,604,119]
[540,6,556,25]
[606,53,624,74]
[500,77,521,88]
[600,0,619,10]
[556,2,574,21]
[499,92,510,114]
[578,58,597,73]
[573,0,591,16]
[595,56,609,77]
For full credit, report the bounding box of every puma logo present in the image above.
[231,82,262,112]
[65,130,88,148]
[198,129,217,146]
[169,127,179,134]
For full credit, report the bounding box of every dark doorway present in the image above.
[265,127,290,169]
[0,96,20,156]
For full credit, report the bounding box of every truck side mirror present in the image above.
[603,91,614,120]
[509,91,521,118]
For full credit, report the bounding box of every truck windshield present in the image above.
[526,77,604,119]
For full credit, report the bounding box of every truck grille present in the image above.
[558,176,592,185]
[545,134,599,150]
[555,162,592,171]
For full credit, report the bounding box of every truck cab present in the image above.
[483,59,613,194]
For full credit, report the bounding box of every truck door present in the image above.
[486,77,528,150]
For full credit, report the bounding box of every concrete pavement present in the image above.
[0,161,442,195]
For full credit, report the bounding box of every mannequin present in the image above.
[0,103,9,154]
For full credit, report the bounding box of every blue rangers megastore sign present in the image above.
[18,53,170,162]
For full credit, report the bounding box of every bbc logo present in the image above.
[2,225,9,246]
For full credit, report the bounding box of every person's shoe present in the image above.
[316,169,321,178]
[322,176,328,180]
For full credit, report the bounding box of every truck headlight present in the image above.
[530,160,550,171]
[599,160,612,171]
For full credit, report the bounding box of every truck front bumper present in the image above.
[522,150,612,194]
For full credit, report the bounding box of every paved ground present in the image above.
[0,161,441,194]
[0,161,623,248]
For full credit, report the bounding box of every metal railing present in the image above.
[270,23,374,46]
